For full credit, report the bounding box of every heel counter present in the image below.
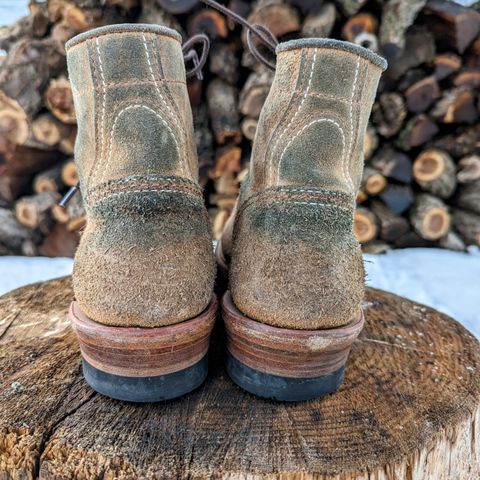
[230,189,364,330]
[73,183,215,327]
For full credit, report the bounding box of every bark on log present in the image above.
[241,117,258,141]
[413,148,457,199]
[371,92,406,138]
[0,38,65,121]
[15,191,60,231]
[431,124,480,158]
[422,0,480,54]
[457,155,480,184]
[404,76,440,113]
[39,223,79,257]
[456,181,480,215]
[431,87,478,125]
[410,193,451,240]
[209,42,239,85]
[363,125,378,160]
[438,231,467,252]
[301,3,336,39]
[378,0,426,58]
[335,0,367,16]
[361,167,387,196]
[385,27,435,80]
[370,199,410,243]
[379,184,414,214]
[370,147,412,183]
[246,0,300,42]
[207,78,241,145]
[0,208,38,254]
[453,208,480,246]
[0,279,479,478]
[433,53,462,80]
[33,164,63,194]
[395,114,439,150]
[0,141,65,176]
[44,76,76,125]
[239,67,274,119]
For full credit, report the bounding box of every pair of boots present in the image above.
[66,21,386,402]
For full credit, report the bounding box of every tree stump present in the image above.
[0,277,479,479]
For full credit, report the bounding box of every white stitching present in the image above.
[142,35,184,137]
[290,202,351,211]
[277,118,346,180]
[101,104,179,182]
[94,38,106,184]
[269,48,317,183]
[346,57,360,192]
[278,188,348,197]
[98,188,194,199]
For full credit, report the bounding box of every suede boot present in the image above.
[218,39,387,401]
[66,24,216,402]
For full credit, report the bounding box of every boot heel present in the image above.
[222,292,364,401]
[70,296,217,402]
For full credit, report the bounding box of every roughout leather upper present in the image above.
[67,24,215,327]
[222,39,386,330]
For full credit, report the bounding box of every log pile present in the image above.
[0,0,479,257]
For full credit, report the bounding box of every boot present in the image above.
[66,24,216,402]
[218,39,387,401]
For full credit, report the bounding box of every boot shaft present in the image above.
[66,25,215,329]
[66,24,198,205]
[249,39,387,196]
[226,40,387,330]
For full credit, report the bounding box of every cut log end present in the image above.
[410,194,452,241]
[354,207,378,243]
[1,279,479,478]
[60,160,79,187]
[420,207,451,239]
[413,149,456,199]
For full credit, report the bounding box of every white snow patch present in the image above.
[0,247,478,338]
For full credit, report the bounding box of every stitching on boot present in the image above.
[88,176,203,203]
[346,56,360,193]
[103,104,179,180]
[95,79,186,90]
[277,118,346,174]
[348,61,368,190]
[84,40,99,197]
[303,91,360,104]
[96,38,107,181]
[278,188,349,197]
[236,187,354,220]
[142,34,185,146]
[96,188,200,202]
[152,34,190,168]
[271,48,317,184]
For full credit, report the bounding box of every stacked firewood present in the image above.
[0,0,479,257]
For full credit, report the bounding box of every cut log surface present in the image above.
[0,278,479,479]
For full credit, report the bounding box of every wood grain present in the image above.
[0,277,479,479]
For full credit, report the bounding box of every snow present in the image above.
[0,248,478,338]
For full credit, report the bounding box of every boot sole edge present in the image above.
[82,356,209,402]
[222,291,364,401]
[70,295,217,401]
